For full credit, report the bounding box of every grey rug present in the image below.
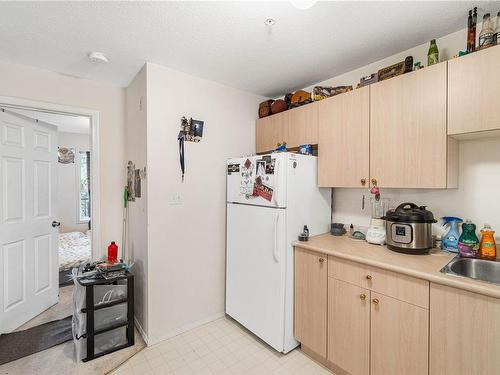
[0,316,72,365]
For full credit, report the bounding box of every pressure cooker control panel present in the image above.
[391,223,413,244]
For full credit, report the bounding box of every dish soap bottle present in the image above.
[442,217,463,253]
[458,220,479,258]
[479,224,497,260]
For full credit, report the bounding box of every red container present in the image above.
[107,241,118,263]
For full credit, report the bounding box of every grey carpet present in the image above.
[0,315,72,365]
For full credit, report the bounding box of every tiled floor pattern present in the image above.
[111,317,331,375]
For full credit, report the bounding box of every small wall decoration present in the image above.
[58,147,75,164]
[178,116,204,182]
[127,161,135,202]
[134,169,141,198]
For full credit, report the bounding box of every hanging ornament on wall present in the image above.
[177,116,204,182]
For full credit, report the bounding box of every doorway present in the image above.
[0,97,100,334]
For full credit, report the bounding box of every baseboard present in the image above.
[147,311,225,346]
[134,317,149,345]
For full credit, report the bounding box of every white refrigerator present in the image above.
[225,152,331,353]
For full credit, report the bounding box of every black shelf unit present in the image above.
[77,271,134,362]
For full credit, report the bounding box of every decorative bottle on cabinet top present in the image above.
[427,39,439,66]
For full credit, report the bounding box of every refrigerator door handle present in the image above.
[272,212,280,263]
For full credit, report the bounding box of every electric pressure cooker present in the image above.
[385,202,436,254]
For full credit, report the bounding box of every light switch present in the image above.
[169,192,182,205]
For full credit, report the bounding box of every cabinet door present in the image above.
[256,112,289,153]
[287,103,318,148]
[294,248,328,358]
[370,292,428,375]
[448,45,500,135]
[430,283,500,375]
[370,63,448,188]
[318,87,370,187]
[328,278,370,375]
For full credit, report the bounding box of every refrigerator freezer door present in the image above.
[226,203,286,352]
[226,154,287,208]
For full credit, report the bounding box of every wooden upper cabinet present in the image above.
[448,45,500,135]
[328,278,370,375]
[370,62,451,188]
[294,248,328,358]
[256,103,318,154]
[318,87,370,187]
[287,103,318,148]
[370,292,429,375]
[255,111,289,154]
[430,283,500,375]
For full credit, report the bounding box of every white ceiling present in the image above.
[0,1,498,97]
[7,108,90,134]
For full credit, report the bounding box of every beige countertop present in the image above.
[293,233,500,299]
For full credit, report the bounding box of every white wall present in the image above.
[57,131,90,233]
[0,61,126,255]
[125,66,149,340]
[145,62,264,344]
[305,23,500,240]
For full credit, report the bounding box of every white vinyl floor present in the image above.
[111,317,331,375]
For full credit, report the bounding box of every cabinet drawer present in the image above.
[328,256,429,308]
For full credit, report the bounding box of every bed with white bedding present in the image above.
[58,231,91,271]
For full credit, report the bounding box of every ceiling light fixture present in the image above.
[264,17,276,26]
[87,51,109,64]
[290,0,317,10]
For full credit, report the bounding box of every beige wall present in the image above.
[0,61,126,255]
[125,66,149,339]
[145,62,264,344]
[57,131,91,233]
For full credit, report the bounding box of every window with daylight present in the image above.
[79,151,91,222]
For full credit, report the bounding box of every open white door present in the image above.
[0,110,58,333]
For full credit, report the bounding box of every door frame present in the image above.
[0,95,101,260]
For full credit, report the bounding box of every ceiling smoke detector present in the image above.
[264,17,276,26]
[87,51,109,64]
[290,0,317,10]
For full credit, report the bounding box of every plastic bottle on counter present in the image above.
[442,216,463,253]
[479,224,497,260]
[458,220,480,258]
[107,241,118,263]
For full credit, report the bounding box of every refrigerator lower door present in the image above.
[226,203,286,352]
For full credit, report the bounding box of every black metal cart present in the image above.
[77,271,134,362]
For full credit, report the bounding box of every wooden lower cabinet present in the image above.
[294,248,328,358]
[430,283,500,375]
[370,292,428,375]
[328,278,370,375]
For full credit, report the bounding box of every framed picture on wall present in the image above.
[58,147,75,164]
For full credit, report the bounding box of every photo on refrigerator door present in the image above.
[253,176,273,202]
[256,160,266,177]
[240,159,254,196]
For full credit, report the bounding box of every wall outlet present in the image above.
[169,192,182,205]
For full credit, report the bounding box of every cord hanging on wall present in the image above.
[178,116,204,182]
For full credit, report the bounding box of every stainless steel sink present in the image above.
[441,256,500,285]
